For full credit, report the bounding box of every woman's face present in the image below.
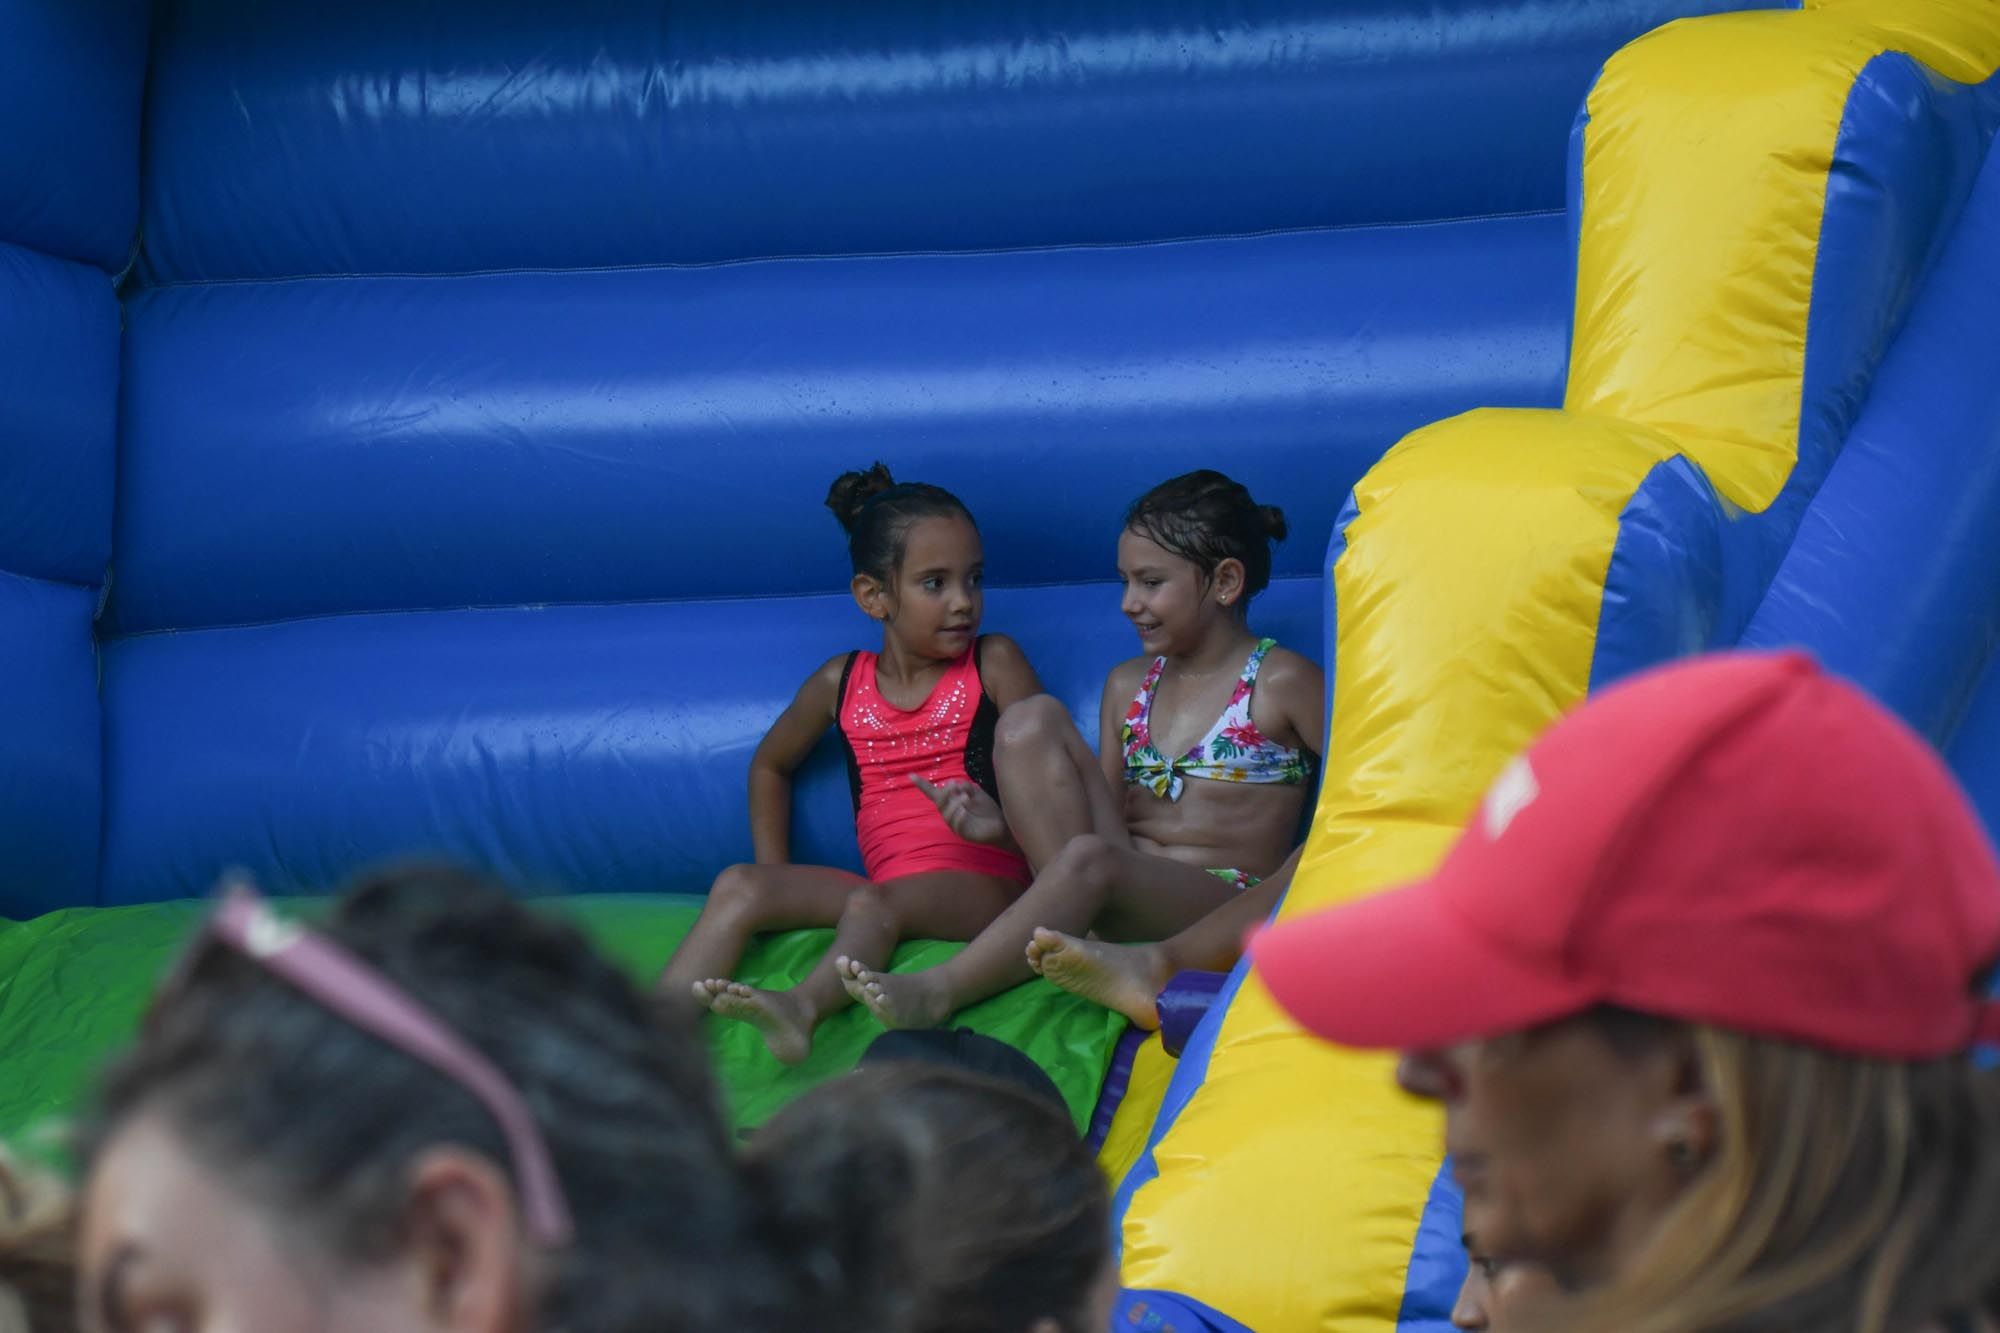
[79,1115,519,1333]
[1395,1017,1691,1293]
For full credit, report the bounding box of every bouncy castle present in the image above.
[3,1,1998,1327]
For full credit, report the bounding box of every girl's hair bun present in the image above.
[825,463,898,535]
[1257,503,1289,543]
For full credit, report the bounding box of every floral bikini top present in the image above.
[1121,638,1311,802]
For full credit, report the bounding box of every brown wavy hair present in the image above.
[1569,1021,2000,1333]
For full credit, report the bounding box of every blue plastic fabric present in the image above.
[1156,970,1228,1058]
[109,218,1569,634]
[0,0,147,270]
[139,0,1772,283]
[1395,1165,1470,1333]
[1588,455,1732,691]
[1951,655,2000,843]
[1085,1027,1152,1153]
[99,580,1321,904]
[0,240,119,586]
[0,0,140,913]
[1741,77,2000,743]
[0,572,101,917]
[1588,53,2000,692]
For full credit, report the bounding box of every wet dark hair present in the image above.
[83,865,791,1333]
[748,1064,1110,1333]
[826,462,976,582]
[1124,469,1288,601]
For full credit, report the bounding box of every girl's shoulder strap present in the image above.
[836,651,863,712]
[1241,637,1278,684]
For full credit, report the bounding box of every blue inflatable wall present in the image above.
[8,0,1792,913]
[0,0,146,916]
[17,0,1993,933]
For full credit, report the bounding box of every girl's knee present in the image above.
[706,864,770,920]
[838,883,898,933]
[1054,833,1119,887]
[995,693,1070,752]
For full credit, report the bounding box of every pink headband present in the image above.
[166,880,575,1247]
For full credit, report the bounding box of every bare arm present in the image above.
[1097,660,1144,796]
[976,634,1045,710]
[1256,648,1327,764]
[748,654,849,865]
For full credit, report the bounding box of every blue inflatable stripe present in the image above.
[1395,1162,1470,1332]
[1591,50,2000,694]
[1738,67,2000,740]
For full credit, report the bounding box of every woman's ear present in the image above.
[400,1148,532,1333]
[1645,1040,1718,1177]
[1211,557,1248,609]
[851,573,888,621]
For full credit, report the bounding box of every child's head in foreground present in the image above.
[76,865,788,1333]
[748,1060,1115,1333]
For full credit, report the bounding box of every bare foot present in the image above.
[837,955,954,1030]
[697,979,815,1065]
[1026,929,1170,1030]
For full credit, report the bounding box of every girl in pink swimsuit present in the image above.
[659,463,1043,1065]
[842,469,1324,1032]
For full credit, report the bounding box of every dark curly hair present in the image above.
[826,462,976,582]
[748,1062,1111,1333]
[1124,469,1288,602]
[82,865,792,1333]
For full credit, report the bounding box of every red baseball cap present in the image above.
[1253,651,2000,1059]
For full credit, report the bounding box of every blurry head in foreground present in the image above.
[749,1061,1114,1333]
[1257,651,2000,1333]
[78,866,782,1333]
[0,1146,75,1333]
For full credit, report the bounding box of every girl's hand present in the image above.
[912,774,1012,847]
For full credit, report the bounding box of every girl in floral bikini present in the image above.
[841,469,1323,1030]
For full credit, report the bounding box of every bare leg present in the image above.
[659,863,865,1005]
[1029,871,1293,1027]
[842,834,1238,1029]
[991,695,1129,866]
[712,870,1020,1065]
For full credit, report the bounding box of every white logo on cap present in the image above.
[1483,756,1539,840]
